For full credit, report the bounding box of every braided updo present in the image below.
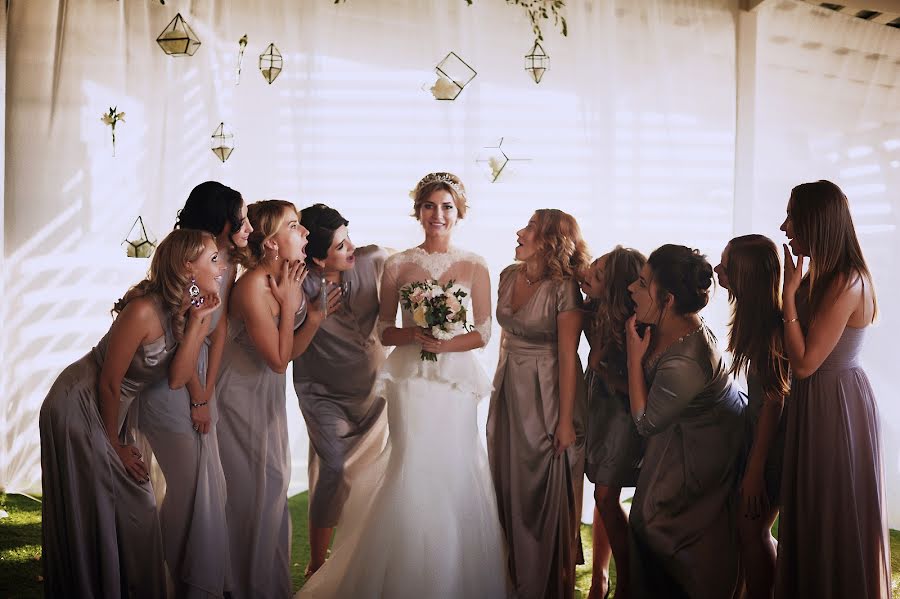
[647,244,714,315]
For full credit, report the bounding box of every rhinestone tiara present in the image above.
[410,172,465,199]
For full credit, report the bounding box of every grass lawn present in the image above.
[3,492,900,598]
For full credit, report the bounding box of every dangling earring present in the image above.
[188,276,203,307]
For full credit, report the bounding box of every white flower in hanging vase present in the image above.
[101,106,125,157]
[430,75,460,101]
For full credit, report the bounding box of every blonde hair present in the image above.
[531,209,591,279]
[238,200,299,269]
[113,229,213,341]
[411,172,468,220]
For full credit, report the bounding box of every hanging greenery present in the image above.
[333,0,566,41]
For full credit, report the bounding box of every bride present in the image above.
[297,172,509,598]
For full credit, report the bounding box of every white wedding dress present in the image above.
[296,246,509,599]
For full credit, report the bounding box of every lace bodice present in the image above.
[377,246,492,345]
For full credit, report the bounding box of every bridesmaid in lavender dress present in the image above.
[40,230,222,598]
[139,182,253,598]
[292,203,388,577]
[488,209,590,599]
[776,180,889,599]
[216,200,337,599]
[625,244,745,599]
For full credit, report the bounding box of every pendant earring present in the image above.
[188,276,203,307]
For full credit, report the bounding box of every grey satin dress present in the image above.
[628,326,746,599]
[774,294,890,599]
[40,293,174,599]
[744,372,785,506]
[216,296,308,599]
[487,264,587,599]
[139,264,234,598]
[583,347,643,488]
[293,245,388,529]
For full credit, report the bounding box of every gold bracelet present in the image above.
[783,317,799,324]
[190,400,208,408]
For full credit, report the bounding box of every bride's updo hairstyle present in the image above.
[647,244,714,315]
[410,172,468,220]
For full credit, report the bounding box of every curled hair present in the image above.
[174,181,243,245]
[113,229,213,341]
[300,203,349,267]
[723,235,790,397]
[237,200,299,269]
[531,209,591,280]
[411,172,468,220]
[789,180,877,322]
[647,244,714,315]
[589,247,647,377]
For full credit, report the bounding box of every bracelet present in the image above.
[783,317,799,324]
[190,400,208,408]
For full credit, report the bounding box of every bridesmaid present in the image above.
[139,181,252,598]
[624,244,745,599]
[292,203,389,577]
[216,200,337,599]
[714,234,789,599]
[775,180,889,598]
[579,246,646,599]
[40,229,222,598]
[487,208,590,599]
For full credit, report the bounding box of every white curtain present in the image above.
[2,0,897,524]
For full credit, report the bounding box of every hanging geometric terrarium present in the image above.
[122,216,157,258]
[430,52,477,101]
[156,13,201,57]
[259,43,283,84]
[525,40,550,84]
[475,137,531,183]
[211,122,235,163]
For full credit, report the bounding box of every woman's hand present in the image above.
[414,329,453,354]
[553,419,576,456]
[739,466,769,520]
[782,243,805,299]
[625,315,651,364]
[188,293,221,325]
[269,260,307,315]
[190,402,211,435]
[306,285,342,324]
[115,443,149,484]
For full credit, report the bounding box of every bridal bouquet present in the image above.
[400,279,472,361]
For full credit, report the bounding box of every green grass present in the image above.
[3,493,900,598]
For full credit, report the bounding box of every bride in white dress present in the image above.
[297,172,509,598]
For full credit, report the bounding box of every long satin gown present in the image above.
[628,325,746,599]
[293,245,388,529]
[296,245,508,599]
[774,292,890,599]
[487,263,587,599]
[39,293,174,599]
[216,295,308,599]
[139,264,234,598]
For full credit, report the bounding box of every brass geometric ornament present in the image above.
[525,40,550,84]
[259,43,283,84]
[156,13,201,57]
[123,216,157,258]
[211,122,235,163]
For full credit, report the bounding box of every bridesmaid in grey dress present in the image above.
[139,182,253,598]
[579,246,646,599]
[292,203,388,577]
[216,200,337,599]
[487,208,590,599]
[776,181,889,599]
[40,229,224,598]
[714,234,789,599]
[624,244,745,599]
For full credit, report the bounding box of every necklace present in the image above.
[645,321,705,370]
[522,267,544,286]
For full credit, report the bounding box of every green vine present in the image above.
[334,0,567,41]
